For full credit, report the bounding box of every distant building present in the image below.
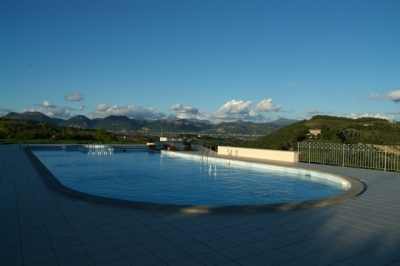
[308,129,321,138]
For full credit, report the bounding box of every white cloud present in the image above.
[92,103,165,119]
[78,105,85,111]
[0,107,13,117]
[254,99,281,112]
[170,103,199,114]
[64,92,84,101]
[289,82,297,88]
[306,109,320,115]
[44,108,71,118]
[213,100,253,118]
[345,113,394,120]
[387,90,400,103]
[22,106,72,118]
[306,109,333,116]
[207,100,266,122]
[367,93,384,101]
[41,101,56,108]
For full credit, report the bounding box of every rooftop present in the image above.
[1,144,400,265]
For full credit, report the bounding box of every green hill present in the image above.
[249,115,400,150]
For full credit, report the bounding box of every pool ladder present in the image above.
[201,146,215,162]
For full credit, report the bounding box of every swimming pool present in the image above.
[31,146,350,206]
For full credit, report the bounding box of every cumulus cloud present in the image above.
[289,82,297,88]
[254,99,281,112]
[170,103,199,114]
[41,101,56,108]
[78,105,85,111]
[207,100,266,122]
[387,90,400,103]
[22,106,72,118]
[213,100,253,118]
[43,108,71,118]
[64,92,84,101]
[0,107,13,117]
[92,103,165,119]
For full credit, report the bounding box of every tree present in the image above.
[95,127,116,142]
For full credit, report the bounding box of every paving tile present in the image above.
[0,245,21,258]
[88,248,124,264]
[279,243,314,257]
[109,235,139,248]
[117,244,150,257]
[83,239,116,253]
[360,248,400,265]
[178,242,214,256]
[203,238,236,251]
[218,245,253,260]
[58,254,94,266]
[22,240,53,254]
[191,231,220,242]
[125,252,164,266]
[154,247,190,263]
[134,231,164,243]
[22,249,57,265]
[51,236,82,249]
[54,244,87,259]
[167,256,204,266]
[3,146,400,266]
[193,251,231,266]
[301,251,340,266]
[260,249,295,264]
[0,255,23,266]
[342,254,385,266]
[225,233,256,245]
[95,258,131,266]
[279,258,315,266]
[319,246,358,261]
[241,241,275,254]
[102,229,131,239]
[168,235,198,246]
[144,239,176,252]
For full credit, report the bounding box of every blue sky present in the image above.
[1,0,399,123]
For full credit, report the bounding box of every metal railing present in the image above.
[19,140,31,150]
[298,142,400,171]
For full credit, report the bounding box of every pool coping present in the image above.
[24,145,365,213]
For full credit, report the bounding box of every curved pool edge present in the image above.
[24,146,365,213]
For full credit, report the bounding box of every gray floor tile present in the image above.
[179,242,214,256]
[144,239,176,252]
[154,247,190,263]
[218,246,253,260]
[88,248,124,264]
[260,249,295,264]
[58,254,94,266]
[54,244,87,259]
[193,251,231,266]
[125,252,164,266]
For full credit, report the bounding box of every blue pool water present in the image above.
[32,148,345,206]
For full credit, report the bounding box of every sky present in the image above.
[1,0,399,123]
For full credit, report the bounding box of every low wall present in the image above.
[218,146,299,163]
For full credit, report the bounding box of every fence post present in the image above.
[308,142,311,163]
[384,146,387,171]
[342,144,345,167]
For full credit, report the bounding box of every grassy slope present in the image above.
[249,116,400,150]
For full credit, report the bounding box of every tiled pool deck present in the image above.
[1,145,400,265]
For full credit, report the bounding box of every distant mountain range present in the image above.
[2,111,298,135]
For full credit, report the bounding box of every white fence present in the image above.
[298,142,400,172]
